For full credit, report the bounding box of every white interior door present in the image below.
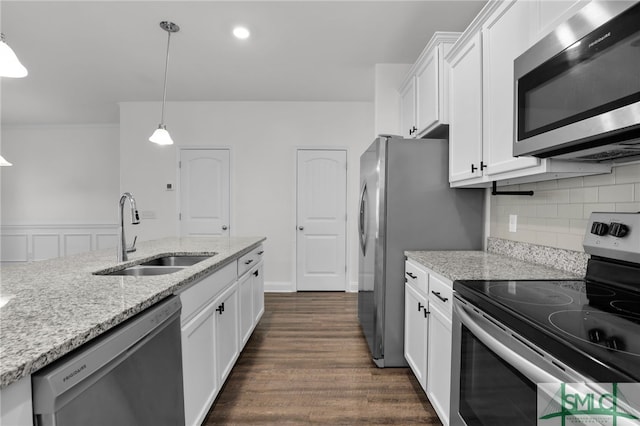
[180,149,230,237]
[296,149,347,291]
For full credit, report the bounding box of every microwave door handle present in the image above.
[456,302,565,385]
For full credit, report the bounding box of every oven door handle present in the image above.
[455,301,561,385]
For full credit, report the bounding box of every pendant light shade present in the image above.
[0,155,12,167]
[0,33,28,78]
[149,125,174,145]
[149,21,179,145]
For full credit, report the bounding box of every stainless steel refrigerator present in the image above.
[357,136,483,367]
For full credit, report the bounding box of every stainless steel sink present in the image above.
[140,255,214,267]
[93,253,215,277]
[98,266,186,276]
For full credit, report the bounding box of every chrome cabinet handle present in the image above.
[258,251,264,255]
[222,225,228,230]
[406,272,417,279]
[245,259,254,265]
[432,291,449,303]
[298,226,304,230]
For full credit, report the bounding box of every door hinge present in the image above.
[178,161,182,168]
[179,213,182,220]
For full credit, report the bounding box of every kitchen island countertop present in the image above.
[405,250,581,282]
[0,236,265,389]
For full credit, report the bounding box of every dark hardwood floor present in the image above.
[203,292,442,425]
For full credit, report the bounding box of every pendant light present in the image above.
[0,155,12,167]
[0,33,28,78]
[149,21,179,145]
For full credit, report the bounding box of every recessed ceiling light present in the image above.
[233,26,250,40]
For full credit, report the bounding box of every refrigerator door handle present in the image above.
[359,183,368,255]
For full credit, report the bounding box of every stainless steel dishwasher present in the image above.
[32,296,185,426]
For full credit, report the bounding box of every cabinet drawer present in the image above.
[238,245,264,277]
[179,261,237,322]
[405,259,428,294]
[428,274,453,317]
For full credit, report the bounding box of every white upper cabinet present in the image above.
[399,32,461,139]
[447,0,610,188]
[448,31,483,185]
[482,0,539,176]
[399,76,417,138]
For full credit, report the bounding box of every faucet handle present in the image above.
[126,236,137,253]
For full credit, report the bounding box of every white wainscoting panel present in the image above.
[64,234,92,257]
[1,225,118,262]
[1,234,29,262]
[32,234,60,261]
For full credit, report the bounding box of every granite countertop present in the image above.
[0,236,265,389]
[405,250,581,282]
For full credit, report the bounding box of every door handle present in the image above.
[298,226,304,231]
[359,183,368,256]
[222,225,228,230]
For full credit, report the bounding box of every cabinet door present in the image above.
[238,272,253,348]
[252,263,265,324]
[483,0,540,176]
[404,283,429,391]
[181,302,217,426]
[415,47,439,135]
[448,32,484,184]
[399,76,417,138]
[426,304,452,426]
[215,283,239,385]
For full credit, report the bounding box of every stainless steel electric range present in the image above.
[450,212,640,426]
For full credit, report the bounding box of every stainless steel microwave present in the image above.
[513,1,640,162]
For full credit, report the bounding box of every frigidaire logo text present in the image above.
[62,364,86,382]
[589,32,611,49]
[538,383,639,425]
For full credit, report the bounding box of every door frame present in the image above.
[176,146,234,237]
[293,147,350,292]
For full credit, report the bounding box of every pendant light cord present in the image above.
[160,29,172,125]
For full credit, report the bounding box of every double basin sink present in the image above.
[94,254,215,277]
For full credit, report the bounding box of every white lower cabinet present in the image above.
[178,244,265,426]
[239,271,254,348]
[426,303,452,425]
[181,302,218,426]
[252,263,265,325]
[214,282,240,385]
[404,281,429,390]
[404,259,453,426]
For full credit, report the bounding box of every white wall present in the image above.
[1,125,120,225]
[489,162,640,251]
[119,101,373,291]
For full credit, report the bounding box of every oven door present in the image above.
[450,296,589,426]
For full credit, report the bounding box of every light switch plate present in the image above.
[509,214,517,233]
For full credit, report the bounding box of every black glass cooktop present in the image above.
[454,278,640,383]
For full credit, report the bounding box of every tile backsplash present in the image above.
[490,163,640,252]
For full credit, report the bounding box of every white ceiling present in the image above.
[0,1,486,125]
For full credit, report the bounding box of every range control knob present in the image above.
[608,222,629,238]
[591,222,609,236]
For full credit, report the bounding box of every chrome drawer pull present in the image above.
[406,272,417,279]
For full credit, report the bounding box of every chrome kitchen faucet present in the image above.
[117,192,140,262]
